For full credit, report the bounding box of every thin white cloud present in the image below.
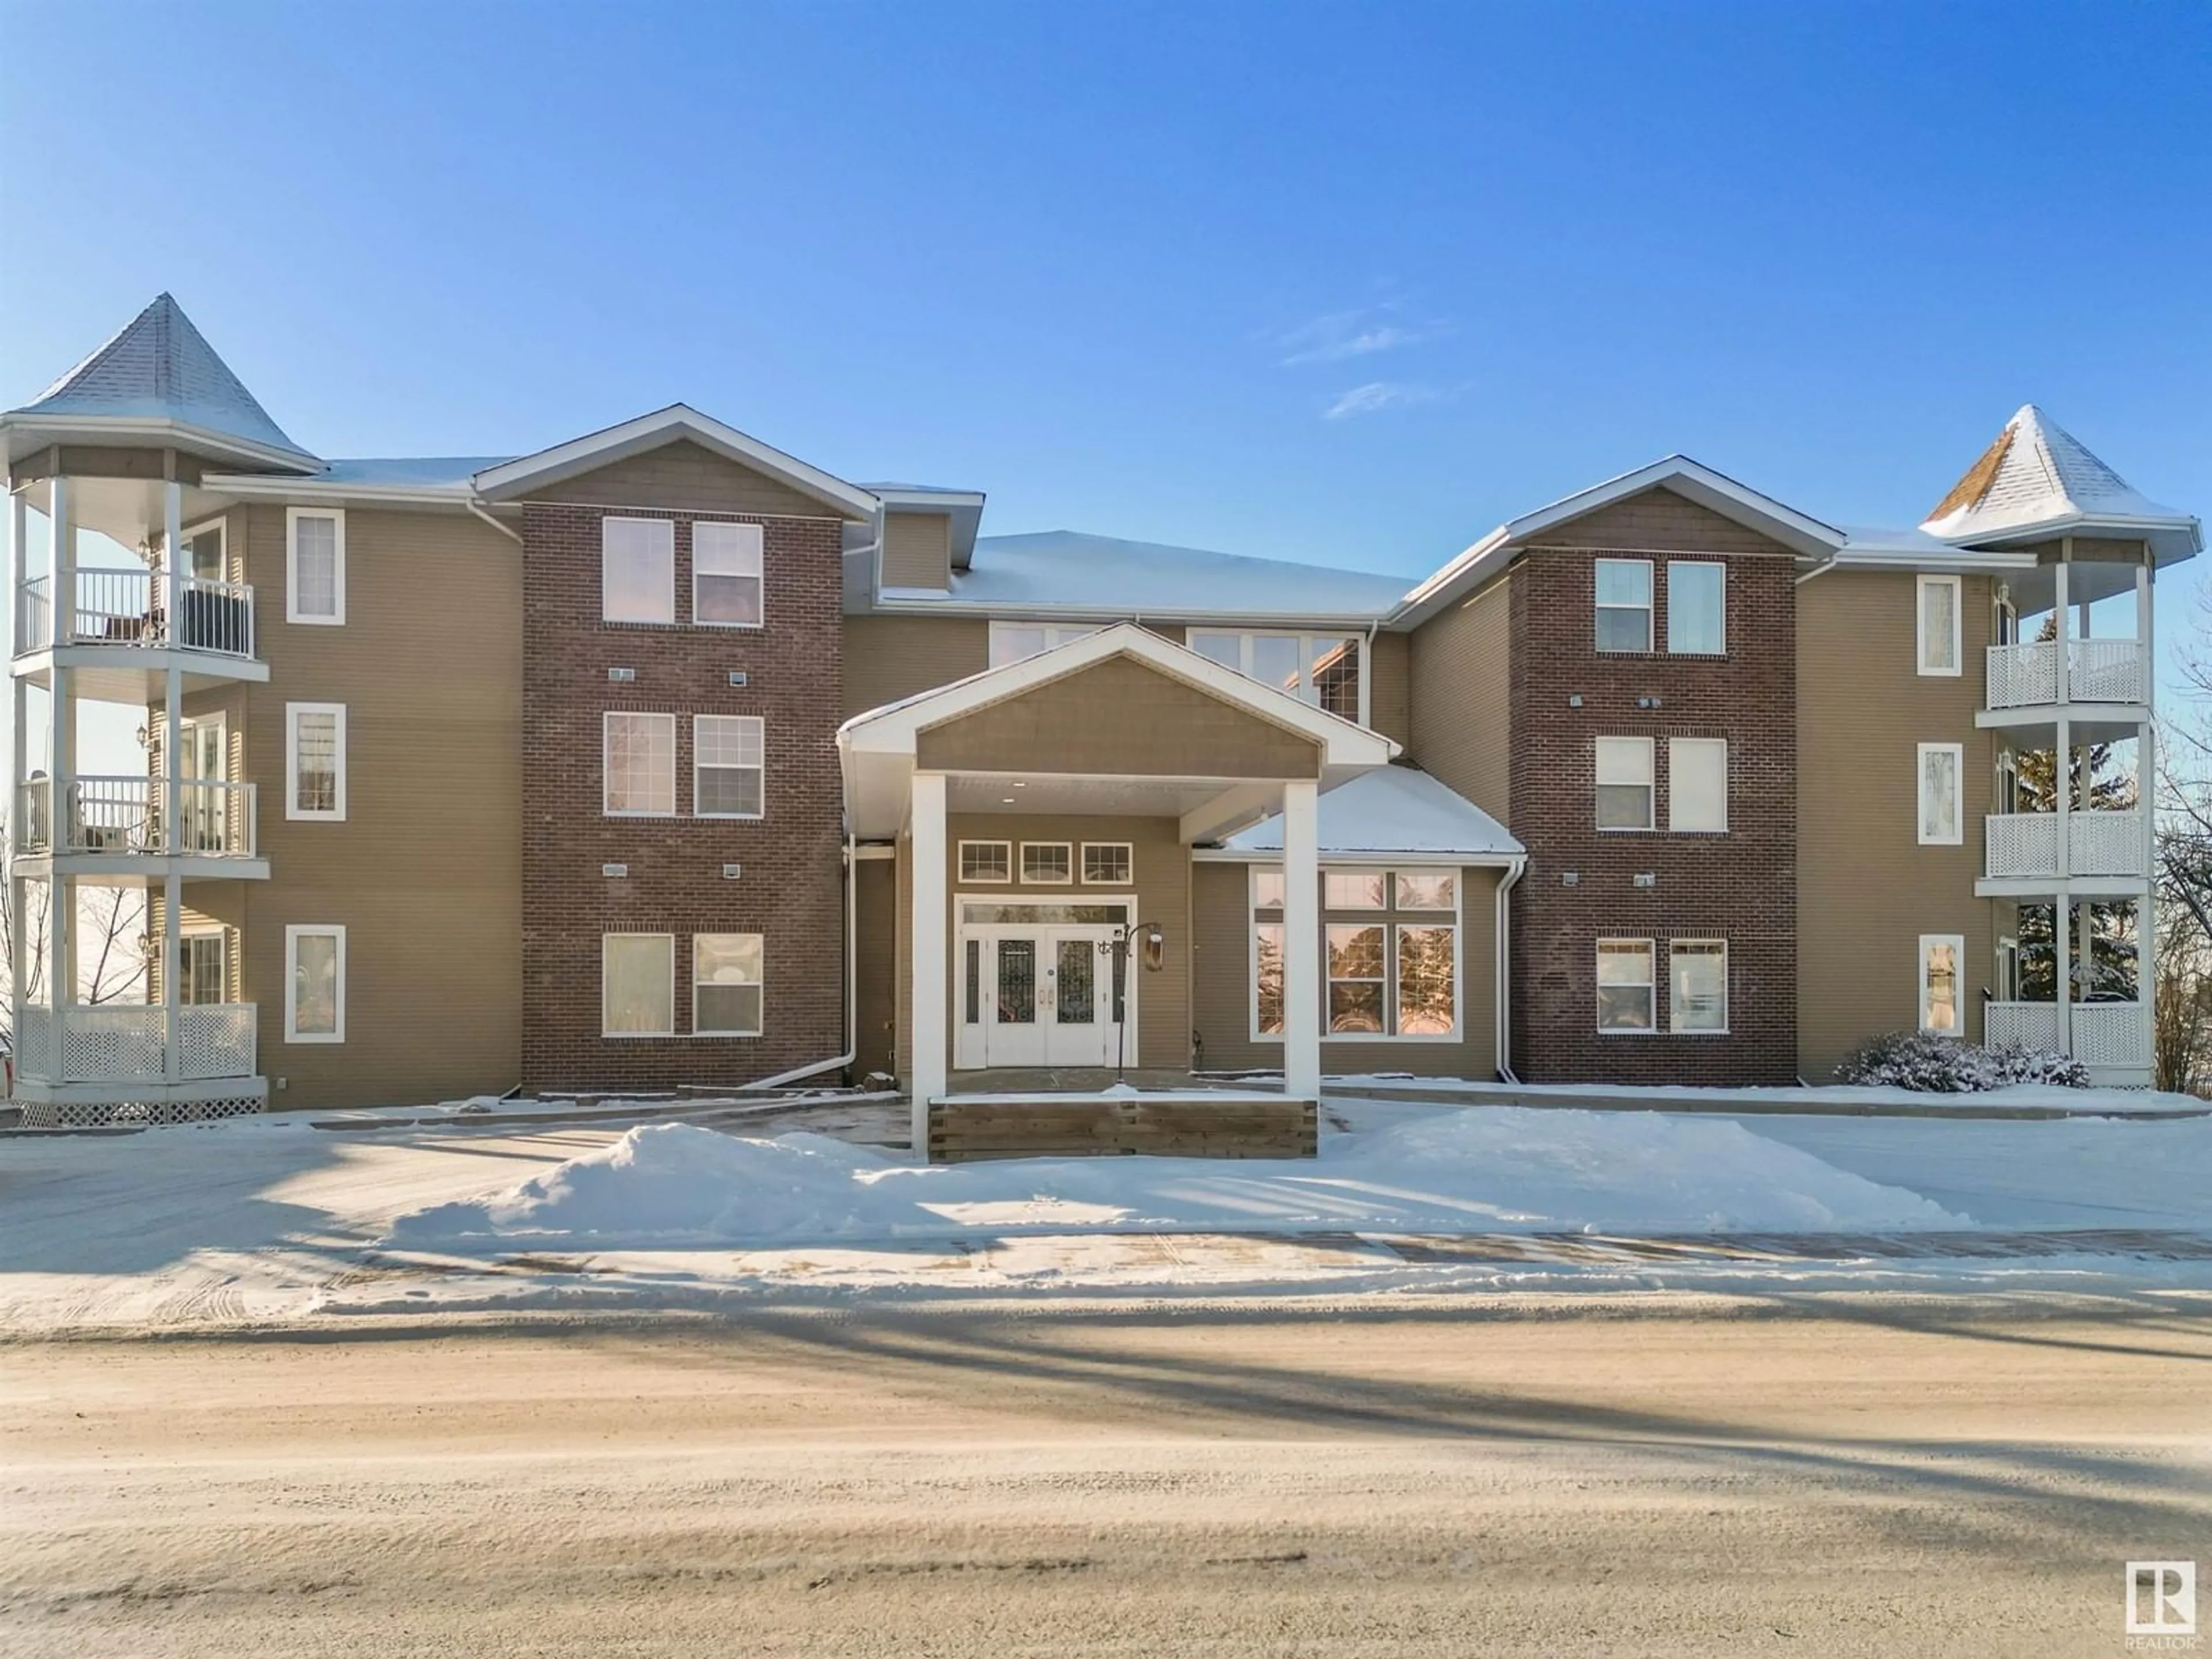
[1324,381,1444,420]
[1275,304,1438,368]
[1281,321,1419,366]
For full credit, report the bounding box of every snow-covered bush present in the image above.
[1835,1031,2090,1092]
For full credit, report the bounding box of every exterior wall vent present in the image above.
[728,671,749,687]
[1567,692,1583,708]
[607,666,636,683]
[722,863,743,880]
[1560,871,1579,887]
[603,862,629,878]
[1635,694,1661,710]
[1633,872,1656,888]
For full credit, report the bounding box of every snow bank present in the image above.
[387,1106,1961,1252]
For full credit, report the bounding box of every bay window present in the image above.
[1250,865,1460,1039]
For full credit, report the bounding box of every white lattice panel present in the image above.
[16,1005,50,1078]
[1986,641,2059,709]
[2069,810,2145,877]
[178,1005,256,1080]
[2073,1002,2149,1069]
[1984,813,2059,878]
[20,1096,264,1129]
[1985,1002,2059,1052]
[61,1007,166,1082]
[2070,639,2144,704]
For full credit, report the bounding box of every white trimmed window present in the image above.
[285,702,346,820]
[284,924,345,1043]
[1669,940,1728,1033]
[603,933,675,1036]
[1395,872,1456,910]
[1595,737,1656,830]
[1021,842,1073,884]
[693,521,764,627]
[286,508,344,624]
[1669,738,1729,833]
[1918,574,1961,675]
[694,715,765,819]
[1251,866,1461,1040]
[1594,558,1654,653]
[1254,921,1285,1036]
[960,840,1012,882]
[1395,923,1456,1035]
[1327,923,1387,1033]
[1081,842,1132,885]
[1919,934,1963,1035]
[1596,939,1656,1032]
[179,931,227,1006]
[1323,870,1385,908]
[1189,631,1365,723]
[1918,742,1962,844]
[604,712,676,816]
[1252,868,1287,910]
[989,622,1098,667]
[603,517,676,624]
[694,933,764,1037]
[1666,560,1725,654]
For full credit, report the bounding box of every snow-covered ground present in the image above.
[2,1094,2209,1332]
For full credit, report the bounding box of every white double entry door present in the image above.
[957,920,1130,1070]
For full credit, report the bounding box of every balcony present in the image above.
[1984,638,2145,712]
[13,1002,259,1087]
[1981,809,2146,888]
[16,569,257,662]
[1985,999,2149,1073]
[15,775,260,866]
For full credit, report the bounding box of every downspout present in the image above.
[743,832,859,1090]
[467,499,523,546]
[1494,855,1527,1083]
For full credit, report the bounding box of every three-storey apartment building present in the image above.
[3,296,2198,1125]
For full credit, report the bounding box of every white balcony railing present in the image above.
[13,1002,257,1085]
[1984,638,2146,711]
[2071,1001,2150,1070]
[1985,1002,2061,1054]
[15,570,256,660]
[14,776,257,859]
[1983,809,2145,881]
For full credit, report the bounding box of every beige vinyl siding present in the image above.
[881,512,953,590]
[529,438,850,520]
[1189,861,1501,1077]
[1797,566,2005,1079]
[1409,571,1512,820]
[1368,629,1411,745]
[1530,484,1799,555]
[842,615,990,717]
[227,503,524,1109]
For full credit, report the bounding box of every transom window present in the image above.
[603,933,675,1036]
[694,933,764,1036]
[285,702,346,821]
[1323,870,1385,908]
[1594,559,1653,653]
[604,712,677,816]
[960,840,1012,882]
[990,622,1099,667]
[693,521,764,627]
[1021,842,1073,884]
[694,714,765,819]
[1918,574,1961,675]
[1251,865,1460,1039]
[603,517,676,624]
[287,508,344,624]
[1666,561,1725,654]
[1190,631,1363,723]
[1081,842,1132,885]
[1595,736,1656,830]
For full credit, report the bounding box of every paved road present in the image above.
[3,1299,2207,1657]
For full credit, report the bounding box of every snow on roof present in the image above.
[946,530,1417,622]
[12,293,315,461]
[1922,404,2194,544]
[320,457,515,488]
[1224,766,1523,860]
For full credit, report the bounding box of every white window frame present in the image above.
[1596,938,1657,1034]
[1325,921,1389,1036]
[988,621,1099,668]
[1393,871,1456,911]
[1081,842,1132,885]
[1919,933,1965,1036]
[1668,939,1729,1034]
[692,932,764,1038]
[283,923,346,1044]
[602,516,677,626]
[178,927,228,1006]
[284,702,347,821]
[1185,630,1371,727]
[1594,736,1656,831]
[1917,741,1963,846]
[285,507,346,626]
[1665,560,1726,655]
[602,932,676,1037]
[1251,866,1287,910]
[1594,558,1654,654]
[1252,919,1286,1039]
[692,714,765,821]
[691,520,765,628]
[1668,737,1729,834]
[1248,864,1462,1043]
[1392,920,1460,1039]
[959,840,1012,883]
[1323,869,1387,908]
[603,711,677,818]
[181,515,228,582]
[1020,842,1074,885]
[1917,574,1962,676]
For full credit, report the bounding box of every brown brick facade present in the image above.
[1506,490,1798,1085]
[519,495,847,1092]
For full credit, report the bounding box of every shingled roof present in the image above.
[1922,404,2188,546]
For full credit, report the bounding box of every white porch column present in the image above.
[2054,703,2071,1056]
[2139,558,2157,1066]
[2052,556,2070,704]
[163,476,183,637]
[908,771,948,1149]
[1281,778,1321,1100]
[45,477,71,1065]
[7,482,23,1058]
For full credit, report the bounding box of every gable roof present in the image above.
[1921,404,2202,563]
[471,404,878,520]
[3,293,318,470]
[1391,456,1845,628]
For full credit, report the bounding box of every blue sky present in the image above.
[3,1,2206,607]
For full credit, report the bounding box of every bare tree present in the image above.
[0,816,148,1050]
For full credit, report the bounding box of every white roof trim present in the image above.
[471,404,879,520]
[868,596,1401,627]
[200,471,479,505]
[839,620,1398,767]
[1390,455,1844,627]
[0,412,323,476]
